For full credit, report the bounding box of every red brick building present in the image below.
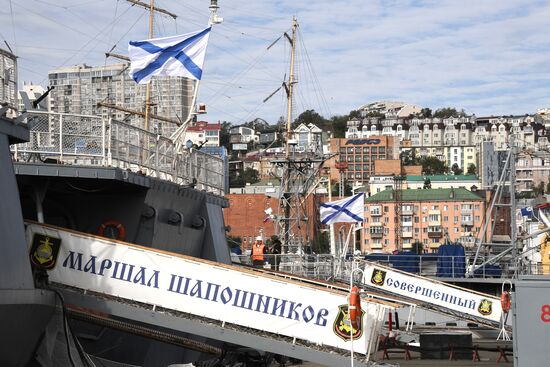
[224,194,319,250]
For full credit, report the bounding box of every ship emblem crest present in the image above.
[478,299,493,316]
[333,305,364,341]
[30,233,61,270]
[370,269,386,286]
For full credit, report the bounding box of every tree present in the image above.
[362,111,384,118]
[311,231,329,254]
[433,107,465,119]
[348,109,362,119]
[423,178,432,189]
[242,167,260,184]
[293,109,327,128]
[412,240,423,254]
[417,108,432,118]
[331,181,352,197]
[467,163,477,175]
[451,163,463,175]
[329,115,348,138]
[547,176,550,195]
[401,149,419,165]
[419,156,447,175]
[534,182,545,197]
[219,121,232,150]
[229,167,260,188]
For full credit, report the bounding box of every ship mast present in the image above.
[269,17,327,254]
[124,0,178,132]
[281,17,298,249]
[284,17,298,159]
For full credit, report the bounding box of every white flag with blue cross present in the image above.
[128,27,211,84]
[320,193,365,225]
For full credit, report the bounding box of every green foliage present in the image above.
[361,111,384,118]
[229,167,260,187]
[417,108,432,118]
[433,107,466,119]
[400,149,417,165]
[423,178,432,189]
[219,121,232,150]
[331,181,352,196]
[294,109,327,128]
[226,235,242,248]
[412,240,423,254]
[311,231,329,254]
[420,156,448,175]
[467,163,477,175]
[330,115,348,138]
[534,182,545,197]
[451,163,463,175]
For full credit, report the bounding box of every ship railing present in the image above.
[232,253,523,280]
[232,254,336,280]
[11,111,225,195]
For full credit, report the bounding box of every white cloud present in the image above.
[6,0,550,123]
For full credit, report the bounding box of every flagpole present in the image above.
[144,0,155,132]
[327,176,337,257]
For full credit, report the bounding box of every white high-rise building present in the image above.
[48,63,194,137]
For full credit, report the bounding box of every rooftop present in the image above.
[365,187,483,202]
[407,174,479,182]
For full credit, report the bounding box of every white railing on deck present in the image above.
[232,253,540,280]
[11,111,224,195]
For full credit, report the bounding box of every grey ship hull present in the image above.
[1,114,235,366]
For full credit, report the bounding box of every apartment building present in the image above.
[516,152,550,192]
[348,115,546,149]
[229,126,259,144]
[362,188,486,253]
[327,136,397,184]
[293,123,323,154]
[185,120,221,147]
[357,101,422,118]
[48,63,194,137]
[369,174,480,194]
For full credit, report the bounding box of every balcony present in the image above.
[460,208,473,215]
[461,218,473,226]
[402,232,413,238]
[370,232,383,238]
[401,208,413,216]
[428,230,443,238]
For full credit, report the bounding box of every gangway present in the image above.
[26,222,397,366]
[359,260,508,330]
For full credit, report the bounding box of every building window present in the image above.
[444,205,448,211]
[443,216,448,222]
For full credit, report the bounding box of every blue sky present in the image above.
[2,0,550,124]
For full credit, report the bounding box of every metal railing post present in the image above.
[107,118,112,166]
[59,114,63,161]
